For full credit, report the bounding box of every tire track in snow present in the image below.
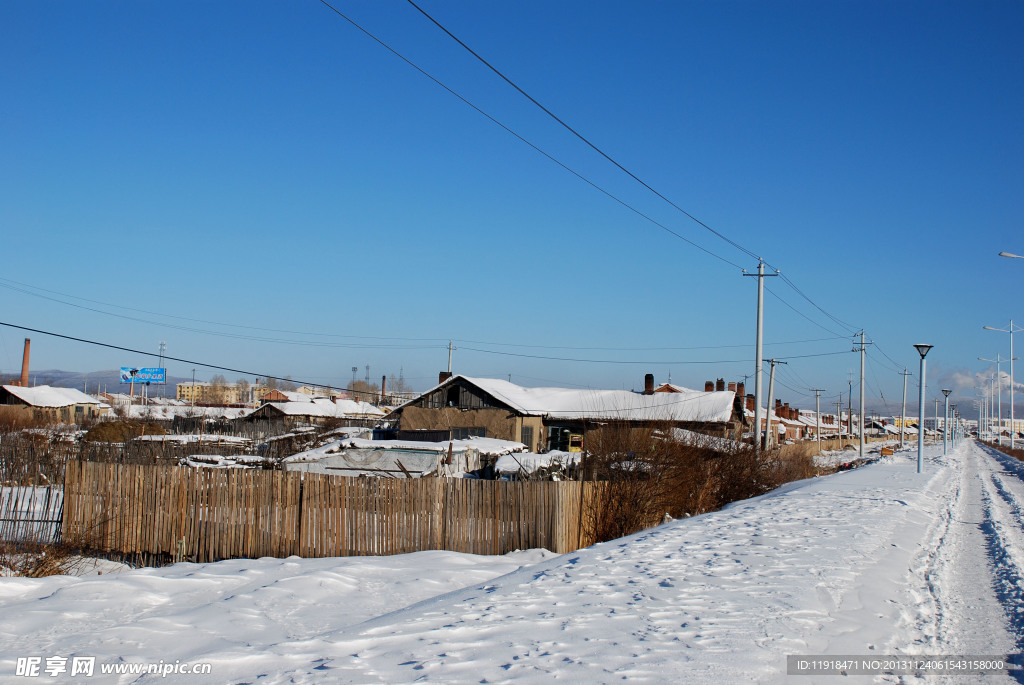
[976,446,1024,652]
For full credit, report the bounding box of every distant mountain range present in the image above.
[2,369,192,397]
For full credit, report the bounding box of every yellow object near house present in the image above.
[568,434,584,453]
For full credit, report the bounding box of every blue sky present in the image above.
[2,1,1022,418]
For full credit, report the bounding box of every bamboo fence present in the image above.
[62,462,604,563]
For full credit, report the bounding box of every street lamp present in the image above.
[946,403,954,450]
[915,344,933,473]
[984,321,1023,449]
[942,389,952,455]
[979,355,1011,446]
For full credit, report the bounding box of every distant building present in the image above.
[176,381,256,405]
[0,385,104,422]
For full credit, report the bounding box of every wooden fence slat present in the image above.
[57,463,613,563]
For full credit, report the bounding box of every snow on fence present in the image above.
[0,486,63,544]
[62,461,606,563]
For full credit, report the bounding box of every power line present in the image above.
[316,0,744,270]
[0,320,383,400]
[459,345,851,365]
[1,276,850,355]
[403,0,866,344]
[764,285,851,338]
[404,0,760,263]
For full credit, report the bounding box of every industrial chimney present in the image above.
[18,338,30,387]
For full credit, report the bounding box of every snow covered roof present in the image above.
[126,405,254,421]
[258,400,385,419]
[280,391,314,403]
[495,451,579,475]
[410,376,736,423]
[2,385,100,408]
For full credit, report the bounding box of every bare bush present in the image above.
[581,422,817,544]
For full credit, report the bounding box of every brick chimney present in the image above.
[705,381,714,392]
[18,338,30,387]
[716,378,725,392]
[727,381,736,393]
[746,394,755,411]
[439,371,453,384]
[644,373,654,395]
[737,382,745,398]
[783,403,791,419]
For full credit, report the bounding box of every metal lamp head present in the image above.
[942,389,952,397]
[914,344,933,359]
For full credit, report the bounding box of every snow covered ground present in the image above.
[2,439,1023,683]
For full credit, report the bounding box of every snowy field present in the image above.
[2,440,1023,683]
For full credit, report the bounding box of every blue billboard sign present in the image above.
[120,367,167,384]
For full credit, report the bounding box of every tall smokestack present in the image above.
[19,338,30,387]
[380,375,387,405]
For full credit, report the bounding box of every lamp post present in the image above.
[950,404,957,449]
[984,321,1022,449]
[980,355,1008,445]
[942,389,952,455]
[915,344,933,473]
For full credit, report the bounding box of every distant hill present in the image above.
[2,369,191,397]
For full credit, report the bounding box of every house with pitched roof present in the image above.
[0,385,105,423]
[389,375,743,453]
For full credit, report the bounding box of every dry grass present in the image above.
[581,422,817,544]
[987,441,1024,461]
[0,406,48,433]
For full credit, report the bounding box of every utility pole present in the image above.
[811,389,827,453]
[853,332,872,459]
[158,341,166,398]
[744,259,777,450]
[447,340,457,374]
[899,369,912,449]
[763,359,787,450]
[847,373,853,446]
[835,397,844,445]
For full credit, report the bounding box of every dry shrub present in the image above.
[0,406,47,432]
[988,441,1024,462]
[582,422,816,544]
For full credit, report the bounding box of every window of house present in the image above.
[452,427,486,440]
[520,426,534,451]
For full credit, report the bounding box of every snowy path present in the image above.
[2,441,1023,683]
